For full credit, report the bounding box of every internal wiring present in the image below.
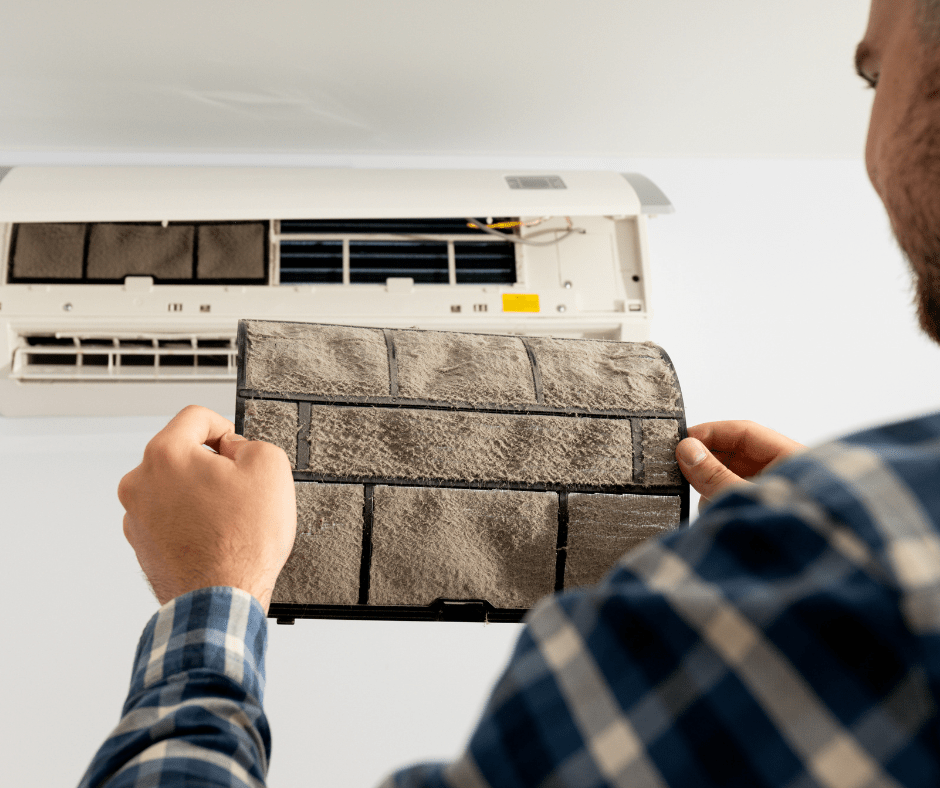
[466,217,550,229]
[466,220,523,230]
[395,216,584,246]
[463,217,585,247]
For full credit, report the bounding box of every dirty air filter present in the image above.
[235,319,689,624]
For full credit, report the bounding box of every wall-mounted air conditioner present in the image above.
[0,166,673,417]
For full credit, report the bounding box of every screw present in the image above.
[63,303,73,312]
[557,304,566,313]
[563,281,572,289]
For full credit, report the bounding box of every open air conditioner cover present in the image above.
[0,167,673,417]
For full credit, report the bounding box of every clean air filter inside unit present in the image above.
[235,318,689,624]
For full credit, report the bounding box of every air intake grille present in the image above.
[277,218,517,285]
[12,334,237,381]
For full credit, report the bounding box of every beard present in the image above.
[880,171,940,344]
[891,215,940,346]
[878,60,940,345]
[887,173,940,344]
[914,259,940,343]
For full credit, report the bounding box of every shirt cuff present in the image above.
[124,586,269,711]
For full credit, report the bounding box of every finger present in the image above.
[222,438,292,476]
[686,421,804,476]
[676,437,752,502]
[217,431,249,462]
[687,420,804,457]
[154,405,236,456]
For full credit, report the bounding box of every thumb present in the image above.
[676,437,751,509]
[218,431,249,461]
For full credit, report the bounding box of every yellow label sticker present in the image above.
[502,294,540,313]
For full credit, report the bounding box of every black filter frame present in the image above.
[235,319,690,625]
[6,221,270,285]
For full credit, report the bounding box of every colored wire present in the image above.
[394,217,583,246]
[464,217,584,246]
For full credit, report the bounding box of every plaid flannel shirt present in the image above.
[78,411,940,788]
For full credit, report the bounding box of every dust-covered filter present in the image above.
[235,319,689,623]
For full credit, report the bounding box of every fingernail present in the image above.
[678,438,707,466]
[228,433,245,441]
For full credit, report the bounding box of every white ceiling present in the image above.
[1,0,873,162]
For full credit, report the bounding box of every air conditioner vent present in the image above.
[279,240,344,284]
[278,218,517,285]
[12,333,237,381]
[279,238,517,285]
[349,240,451,284]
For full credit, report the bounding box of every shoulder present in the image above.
[750,410,940,541]
[514,414,940,787]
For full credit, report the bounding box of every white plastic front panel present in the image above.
[0,167,642,223]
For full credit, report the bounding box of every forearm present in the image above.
[77,587,271,788]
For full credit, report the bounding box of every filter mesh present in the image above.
[370,485,558,608]
[306,404,634,486]
[197,223,265,280]
[272,483,364,605]
[565,493,681,589]
[243,400,297,463]
[642,419,683,486]
[11,223,86,279]
[525,336,681,411]
[236,320,689,622]
[86,223,193,280]
[394,330,537,405]
[245,321,389,397]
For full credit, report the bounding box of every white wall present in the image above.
[0,0,872,160]
[3,157,939,788]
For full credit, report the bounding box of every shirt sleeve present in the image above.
[77,586,271,788]
[378,446,939,787]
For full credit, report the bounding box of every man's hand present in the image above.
[676,420,806,513]
[118,405,297,614]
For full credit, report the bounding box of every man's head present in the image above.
[859,0,940,342]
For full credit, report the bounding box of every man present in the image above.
[78,0,940,785]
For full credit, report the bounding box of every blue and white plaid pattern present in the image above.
[77,587,270,788]
[79,413,940,788]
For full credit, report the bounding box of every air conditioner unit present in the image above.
[0,166,673,417]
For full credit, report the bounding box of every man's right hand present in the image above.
[675,420,806,513]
